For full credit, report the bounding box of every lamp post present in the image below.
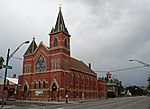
[65,70,69,103]
[129,59,150,68]
[1,41,29,107]
[60,64,68,103]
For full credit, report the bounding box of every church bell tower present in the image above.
[49,7,71,72]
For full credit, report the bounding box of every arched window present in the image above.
[43,81,46,88]
[66,61,68,70]
[27,64,30,73]
[51,59,60,70]
[94,79,96,86]
[76,73,79,84]
[57,59,60,69]
[86,76,88,85]
[54,59,57,70]
[82,75,84,85]
[76,89,79,96]
[70,72,72,83]
[90,77,92,86]
[27,65,29,73]
[64,60,68,70]
[24,65,26,73]
[54,38,58,47]
[35,55,46,72]
[64,39,67,48]
[34,81,36,89]
[51,60,54,70]
[38,81,41,89]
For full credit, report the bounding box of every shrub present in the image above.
[107,91,116,98]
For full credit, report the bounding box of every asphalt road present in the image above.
[4,96,150,109]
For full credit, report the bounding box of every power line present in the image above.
[12,57,23,60]
[11,57,147,73]
[95,65,146,73]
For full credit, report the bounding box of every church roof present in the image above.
[0,76,18,85]
[50,7,69,36]
[106,82,117,86]
[24,37,37,55]
[6,77,18,84]
[70,57,97,76]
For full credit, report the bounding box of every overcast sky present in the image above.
[0,0,150,87]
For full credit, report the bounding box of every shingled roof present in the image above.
[50,7,69,36]
[70,57,97,76]
[24,37,37,56]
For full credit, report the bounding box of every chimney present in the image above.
[89,63,91,69]
[12,74,16,78]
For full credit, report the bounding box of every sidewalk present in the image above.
[15,100,73,104]
[0,105,17,109]
[0,100,75,109]
[17,99,103,104]
[0,99,106,108]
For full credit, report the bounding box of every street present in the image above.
[4,96,150,109]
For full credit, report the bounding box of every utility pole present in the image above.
[1,41,29,107]
[1,49,10,107]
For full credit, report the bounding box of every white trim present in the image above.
[49,78,59,91]
[22,80,29,91]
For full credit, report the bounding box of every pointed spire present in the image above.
[50,6,69,35]
[24,36,37,55]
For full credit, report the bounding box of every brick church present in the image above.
[18,7,106,101]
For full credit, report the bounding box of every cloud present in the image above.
[68,0,150,86]
[0,0,150,86]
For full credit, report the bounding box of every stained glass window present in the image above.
[35,55,46,72]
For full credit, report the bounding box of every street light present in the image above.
[1,41,29,107]
[8,41,29,61]
[129,59,150,68]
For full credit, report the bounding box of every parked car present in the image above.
[147,91,150,97]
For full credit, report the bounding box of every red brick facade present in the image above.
[18,7,107,101]
[98,80,107,99]
[0,76,18,100]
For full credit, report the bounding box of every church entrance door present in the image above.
[23,84,28,100]
[51,83,57,101]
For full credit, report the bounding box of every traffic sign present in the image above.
[2,65,12,69]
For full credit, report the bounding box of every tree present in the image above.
[148,74,150,90]
[126,86,146,96]
[0,56,4,69]
[99,75,124,95]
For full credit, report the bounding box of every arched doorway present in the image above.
[51,83,57,101]
[9,88,15,100]
[23,84,28,100]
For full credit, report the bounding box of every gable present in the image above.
[24,38,37,56]
[33,42,49,56]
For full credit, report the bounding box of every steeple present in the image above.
[50,7,69,36]
[24,37,37,55]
